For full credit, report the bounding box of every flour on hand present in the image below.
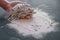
[5,3,35,21]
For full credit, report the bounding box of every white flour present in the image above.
[7,9,58,39]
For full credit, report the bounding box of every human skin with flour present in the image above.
[0,0,34,19]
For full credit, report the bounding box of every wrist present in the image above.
[0,0,10,10]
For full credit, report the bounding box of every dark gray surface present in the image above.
[0,7,7,18]
[0,0,60,40]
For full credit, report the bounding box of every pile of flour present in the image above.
[7,9,59,39]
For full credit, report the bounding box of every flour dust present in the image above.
[7,9,58,39]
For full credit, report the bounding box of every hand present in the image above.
[0,0,34,19]
[0,0,26,11]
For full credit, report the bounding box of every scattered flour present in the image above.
[7,9,58,39]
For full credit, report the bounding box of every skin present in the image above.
[0,0,10,10]
[0,0,32,19]
[0,0,26,11]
